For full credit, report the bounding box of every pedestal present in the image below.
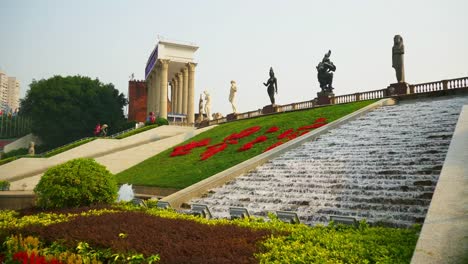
[316,92,334,105]
[226,113,238,121]
[198,120,210,128]
[387,82,409,96]
[262,105,279,115]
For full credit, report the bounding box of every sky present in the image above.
[1,0,467,116]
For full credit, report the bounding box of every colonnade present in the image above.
[146,60,196,124]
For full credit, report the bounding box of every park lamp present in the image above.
[191,204,212,219]
[157,201,171,209]
[330,215,357,226]
[276,211,300,224]
[229,207,250,220]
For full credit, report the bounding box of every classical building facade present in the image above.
[0,71,20,112]
[145,40,198,124]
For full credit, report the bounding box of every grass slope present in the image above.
[116,100,377,189]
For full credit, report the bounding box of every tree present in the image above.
[20,75,127,147]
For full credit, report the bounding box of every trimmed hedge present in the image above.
[34,158,117,209]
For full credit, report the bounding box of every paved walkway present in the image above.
[6,125,214,191]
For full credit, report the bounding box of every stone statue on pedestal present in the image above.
[229,80,238,113]
[392,35,405,83]
[28,141,35,155]
[204,90,211,121]
[198,94,204,122]
[316,50,336,94]
[263,67,278,106]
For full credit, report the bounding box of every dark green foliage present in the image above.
[20,76,127,148]
[34,158,118,209]
[156,117,169,126]
[108,120,137,135]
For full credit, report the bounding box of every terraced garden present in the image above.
[116,100,378,189]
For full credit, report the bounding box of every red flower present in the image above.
[266,126,279,133]
[264,141,284,152]
[287,133,299,140]
[201,142,228,160]
[170,138,211,157]
[299,131,309,136]
[314,117,327,123]
[278,129,294,139]
[297,123,326,131]
[238,142,254,151]
[227,139,238,145]
[224,126,261,142]
[238,135,268,152]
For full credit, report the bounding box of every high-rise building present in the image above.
[0,71,20,112]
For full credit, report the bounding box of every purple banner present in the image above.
[145,45,158,79]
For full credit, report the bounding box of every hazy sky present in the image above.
[1,0,467,116]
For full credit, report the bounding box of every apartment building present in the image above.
[0,71,20,112]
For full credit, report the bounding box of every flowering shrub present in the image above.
[277,129,294,140]
[264,141,284,152]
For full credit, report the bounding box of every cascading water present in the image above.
[191,95,468,227]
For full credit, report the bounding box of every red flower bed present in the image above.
[265,126,279,133]
[224,126,261,142]
[170,138,211,157]
[264,141,284,152]
[277,129,294,140]
[238,135,268,152]
[13,251,61,264]
[200,142,228,160]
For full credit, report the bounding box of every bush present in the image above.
[156,117,169,126]
[34,158,117,209]
[0,180,10,191]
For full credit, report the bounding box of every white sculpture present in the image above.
[198,93,204,122]
[229,80,238,113]
[204,90,211,121]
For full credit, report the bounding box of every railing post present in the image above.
[442,80,448,90]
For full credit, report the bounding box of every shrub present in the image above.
[156,117,169,126]
[0,180,10,191]
[34,158,117,209]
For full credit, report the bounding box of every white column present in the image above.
[170,81,174,114]
[176,73,183,114]
[187,63,196,124]
[174,77,179,114]
[182,68,188,115]
[159,59,169,119]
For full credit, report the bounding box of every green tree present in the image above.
[20,75,127,147]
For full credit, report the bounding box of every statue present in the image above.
[392,35,405,83]
[198,94,204,122]
[28,141,35,155]
[212,112,224,120]
[204,90,211,121]
[316,50,336,94]
[229,80,238,113]
[263,67,278,105]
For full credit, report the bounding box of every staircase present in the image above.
[192,95,468,227]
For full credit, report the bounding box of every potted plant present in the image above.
[0,180,10,191]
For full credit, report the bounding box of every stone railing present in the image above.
[411,77,468,94]
[200,76,468,127]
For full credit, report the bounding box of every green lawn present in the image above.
[116,100,377,189]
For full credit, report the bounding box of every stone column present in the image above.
[176,73,183,114]
[182,68,188,115]
[171,79,176,113]
[187,63,196,124]
[159,59,169,119]
[154,64,161,116]
[174,77,179,114]
[170,81,175,113]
